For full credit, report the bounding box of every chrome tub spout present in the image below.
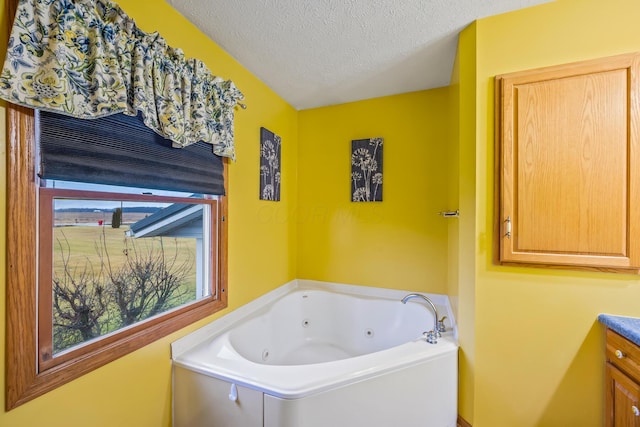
[401,293,440,344]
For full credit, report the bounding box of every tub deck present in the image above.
[174,327,457,398]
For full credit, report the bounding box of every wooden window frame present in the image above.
[38,189,219,372]
[5,105,228,409]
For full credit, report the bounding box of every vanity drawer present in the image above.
[606,329,640,382]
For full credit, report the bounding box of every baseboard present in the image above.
[457,415,472,427]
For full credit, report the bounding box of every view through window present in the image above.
[39,181,216,363]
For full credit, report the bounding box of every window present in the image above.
[38,184,218,369]
[6,105,228,409]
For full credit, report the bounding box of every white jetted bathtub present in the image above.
[171,280,458,427]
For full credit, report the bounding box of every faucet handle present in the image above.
[423,330,438,344]
[437,316,447,333]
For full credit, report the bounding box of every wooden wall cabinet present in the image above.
[496,52,640,272]
[605,329,640,426]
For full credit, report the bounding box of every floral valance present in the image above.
[0,0,244,159]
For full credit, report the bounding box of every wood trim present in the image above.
[605,361,613,427]
[5,105,38,410]
[493,75,503,267]
[37,190,54,367]
[5,107,230,410]
[457,415,473,427]
[4,0,32,409]
[219,157,229,303]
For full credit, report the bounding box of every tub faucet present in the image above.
[401,293,440,344]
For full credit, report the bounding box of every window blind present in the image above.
[37,111,225,195]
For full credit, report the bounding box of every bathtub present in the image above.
[171,280,458,427]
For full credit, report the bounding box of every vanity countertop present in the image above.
[598,314,640,346]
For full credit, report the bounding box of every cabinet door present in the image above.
[496,52,640,272]
[173,366,263,427]
[607,363,640,427]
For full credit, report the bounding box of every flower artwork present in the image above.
[351,137,383,202]
[260,127,281,201]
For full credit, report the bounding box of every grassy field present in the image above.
[51,224,198,352]
[53,225,197,286]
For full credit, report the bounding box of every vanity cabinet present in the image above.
[605,329,640,426]
[495,52,640,272]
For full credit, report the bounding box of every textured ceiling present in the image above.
[167,0,553,110]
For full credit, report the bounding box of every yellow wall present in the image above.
[297,89,451,294]
[0,0,298,425]
[455,21,477,423]
[469,0,640,425]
